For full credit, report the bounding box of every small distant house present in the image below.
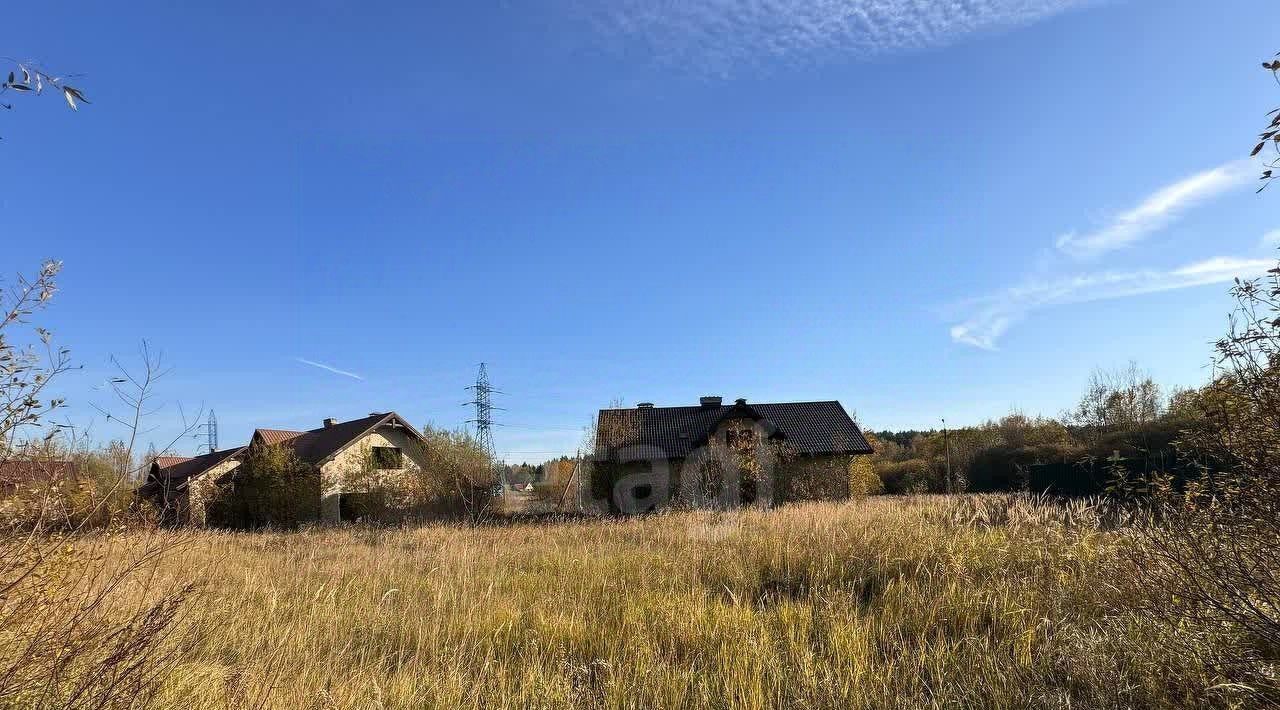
[592,396,873,513]
[141,412,430,526]
[0,459,79,495]
[138,448,246,526]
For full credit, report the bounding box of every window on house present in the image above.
[371,446,403,469]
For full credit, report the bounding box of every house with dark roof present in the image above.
[139,447,246,525]
[141,412,430,525]
[592,396,872,513]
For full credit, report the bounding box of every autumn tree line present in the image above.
[865,362,1207,497]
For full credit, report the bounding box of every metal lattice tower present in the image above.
[193,409,218,455]
[464,363,505,487]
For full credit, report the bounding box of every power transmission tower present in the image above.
[193,409,218,455]
[464,363,505,489]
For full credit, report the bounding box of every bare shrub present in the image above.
[0,530,199,708]
[405,426,498,524]
[1122,258,1280,705]
[0,262,200,708]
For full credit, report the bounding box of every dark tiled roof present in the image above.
[137,412,425,499]
[595,400,872,460]
[139,446,246,496]
[266,412,424,467]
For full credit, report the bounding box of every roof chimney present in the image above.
[636,402,654,409]
[735,398,747,405]
[323,417,338,428]
[699,396,722,408]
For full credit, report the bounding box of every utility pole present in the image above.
[942,417,952,495]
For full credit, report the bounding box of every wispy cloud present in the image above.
[295,358,365,381]
[948,256,1273,350]
[576,0,1103,75]
[1263,229,1280,248]
[1054,161,1254,259]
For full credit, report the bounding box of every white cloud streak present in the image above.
[295,358,365,381]
[575,0,1102,75]
[1263,229,1280,248]
[1054,161,1254,259]
[948,256,1274,350]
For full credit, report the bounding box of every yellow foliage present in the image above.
[19,495,1228,709]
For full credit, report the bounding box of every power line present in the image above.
[496,423,584,432]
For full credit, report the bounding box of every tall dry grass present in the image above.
[43,494,1239,710]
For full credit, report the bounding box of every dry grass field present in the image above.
[15,494,1231,710]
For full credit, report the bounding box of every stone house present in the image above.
[141,412,430,525]
[591,397,873,513]
[139,448,246,525]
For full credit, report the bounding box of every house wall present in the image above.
[597,417,785,513]
[184,459,241,526]
[596,416,857,513]
[318,426,430,523]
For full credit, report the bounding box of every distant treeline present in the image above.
[868,362,1211,496]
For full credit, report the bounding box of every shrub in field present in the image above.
[0,531,198,708]
[847,455,883,497]
[0,443,151,532]
[1120,259,1280,706]
[0,261,196,708]
[206,444,320,529]
[875,458,936,494]
[403,426,498,523]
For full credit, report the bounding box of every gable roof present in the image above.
[136,411,426,500]
[258,412,424,467]
[139,446,246,497]
[595,400,872,460]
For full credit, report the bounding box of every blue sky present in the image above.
[4,0,1277,462]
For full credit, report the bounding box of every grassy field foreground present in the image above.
[55,496,1210,709]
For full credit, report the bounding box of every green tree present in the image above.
[208,444,318,529]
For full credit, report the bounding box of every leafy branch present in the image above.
[0,59,89,113]
[1252,52,1280,192]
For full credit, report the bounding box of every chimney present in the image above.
[636,402,654,409]
[323,417,338,428]
[699,396,722,408]
[735,398,747,405]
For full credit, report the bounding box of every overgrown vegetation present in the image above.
[867,363,1204,497]
[0,262,197,709]
[1118,260,1280,705]
[207,444,320,530]
[40,495,1251,709]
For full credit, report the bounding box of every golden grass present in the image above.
[74,496,1207,709]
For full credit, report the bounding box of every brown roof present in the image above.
[137,412,425,499]
[0,460,78,490]
[138,447,246,497]
[154,455,193,469]
[267,412,423,466]
[595,399,873,461]
[255,429,305,446]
